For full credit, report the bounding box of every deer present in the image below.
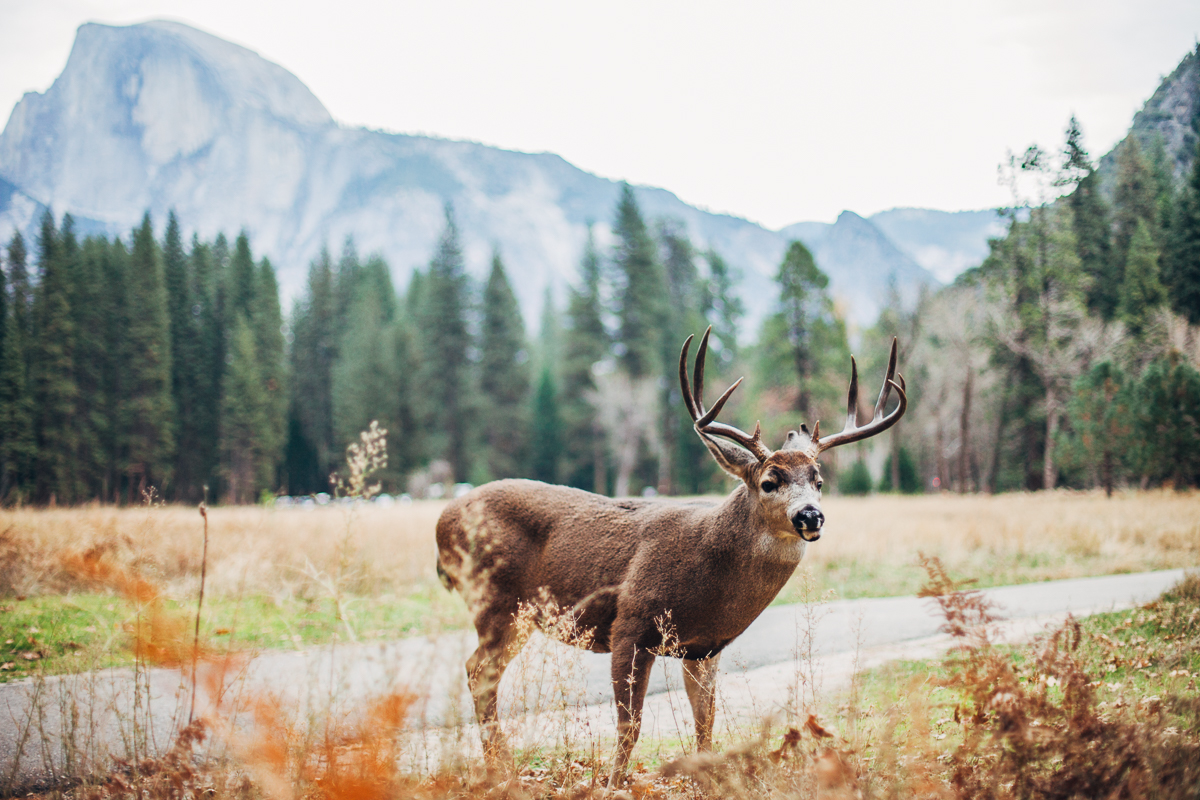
[435,328,907,787]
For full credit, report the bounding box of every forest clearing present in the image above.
[3,490,1199,681]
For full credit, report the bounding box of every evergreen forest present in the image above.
[3,116,1200,504]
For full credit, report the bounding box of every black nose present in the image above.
[792,505,824,532]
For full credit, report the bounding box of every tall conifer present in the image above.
[222,314,265,502]
[478,251,530,479]
[613,185,667,379]
[31,211,80,502]
[418,207,473,480]
[254,257,287,488]
[163,212,203,498]
[561,229,609,492]
[123,214,175,496]
[1169,141,1200,323]
[1118,220,1166,337]
[290,247,337,484]
[1,233,34,497]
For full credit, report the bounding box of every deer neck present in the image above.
[710,484,807,566]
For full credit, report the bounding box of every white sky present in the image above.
[1,0,1198,229]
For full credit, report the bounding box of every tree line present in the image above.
[0,212,285,504]
[4,114,1200,505]
[886,115,1200,494]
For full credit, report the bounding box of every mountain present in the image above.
[778,211,939,314]
[869,208,1005,284]
[0,20,959,331]
[1097,45,1199,193]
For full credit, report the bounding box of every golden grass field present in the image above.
[3,489,1197,606]
[2,490,1199,798]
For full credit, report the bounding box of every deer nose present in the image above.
[792,505,824,533]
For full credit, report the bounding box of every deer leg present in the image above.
[682,654,721,751]
[466,617,524,765]
[608,642,656,789]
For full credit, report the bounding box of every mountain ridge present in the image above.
[0,20,975,330]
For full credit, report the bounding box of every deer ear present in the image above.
[697,430,761,482]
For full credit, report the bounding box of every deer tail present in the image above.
[436,556,456,592]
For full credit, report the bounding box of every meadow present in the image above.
[1,490,1199,798]
[3,490,1199,681]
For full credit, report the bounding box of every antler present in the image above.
[816,337,908,452]
[679,327,772,461]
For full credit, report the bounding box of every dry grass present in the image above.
[3,489,1197,612]
[0,502,445,601]
[781,489,1200,600]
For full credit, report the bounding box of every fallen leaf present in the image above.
[806,714,833,738]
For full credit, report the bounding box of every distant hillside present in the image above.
[778,211,939,312]
[869,208,1005,283]
[1097,45,1200,193]
[0,20,967,330]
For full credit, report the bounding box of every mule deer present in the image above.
[436,328,906,785]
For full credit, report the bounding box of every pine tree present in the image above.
[529,363,562,484]
[188,236,222,498]
[290,247,337,487]
[775,240,830,421]
[100,237,131,500]
[1071,171,1117,317]
[613,184,667,379]
[334,237,364,339]
[478,251,530,480]
[658,220,708,494]
[221,314,266,503]
[561,229,609,493]
[1112,137,1160,282]
[123,213,175,497]
[1118,219,1166,337]
[702,248,743,363]
[0,233,33,497]
[254,257,286,489]
[227,231,256,323]
[162,212,203,498]
[1061,362,1131,496]
[72,235,113,496]
[30,211,79,502]
[332,290,398,472]
[1133,353,1200,488]
[1169,140,1200,323]
[418,206,474,481]
[391,301,423,478]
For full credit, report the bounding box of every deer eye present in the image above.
[761,479,778,493]
[816,480,824,490]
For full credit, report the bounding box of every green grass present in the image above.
[0,582,469,683]
[835,573,1200,757]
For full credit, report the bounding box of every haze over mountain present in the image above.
[0,20,1010,329]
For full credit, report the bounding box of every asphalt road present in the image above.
[1,568,1190,793]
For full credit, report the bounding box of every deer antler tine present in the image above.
[679,334,699,419]
[846,355,860,432]
[872,338,898,422]
[812,420,820,441]
[816,338,910,453]
[698,377,742,427]
[694,326,713,415]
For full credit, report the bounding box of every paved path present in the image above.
[1,568,1190,793]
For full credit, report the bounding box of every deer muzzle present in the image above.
[791,505,825,540]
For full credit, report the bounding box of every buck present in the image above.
[436,328,907,786]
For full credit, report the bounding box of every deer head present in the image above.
[679,327,907,542]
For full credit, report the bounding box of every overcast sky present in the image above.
[1,0,1198,229]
